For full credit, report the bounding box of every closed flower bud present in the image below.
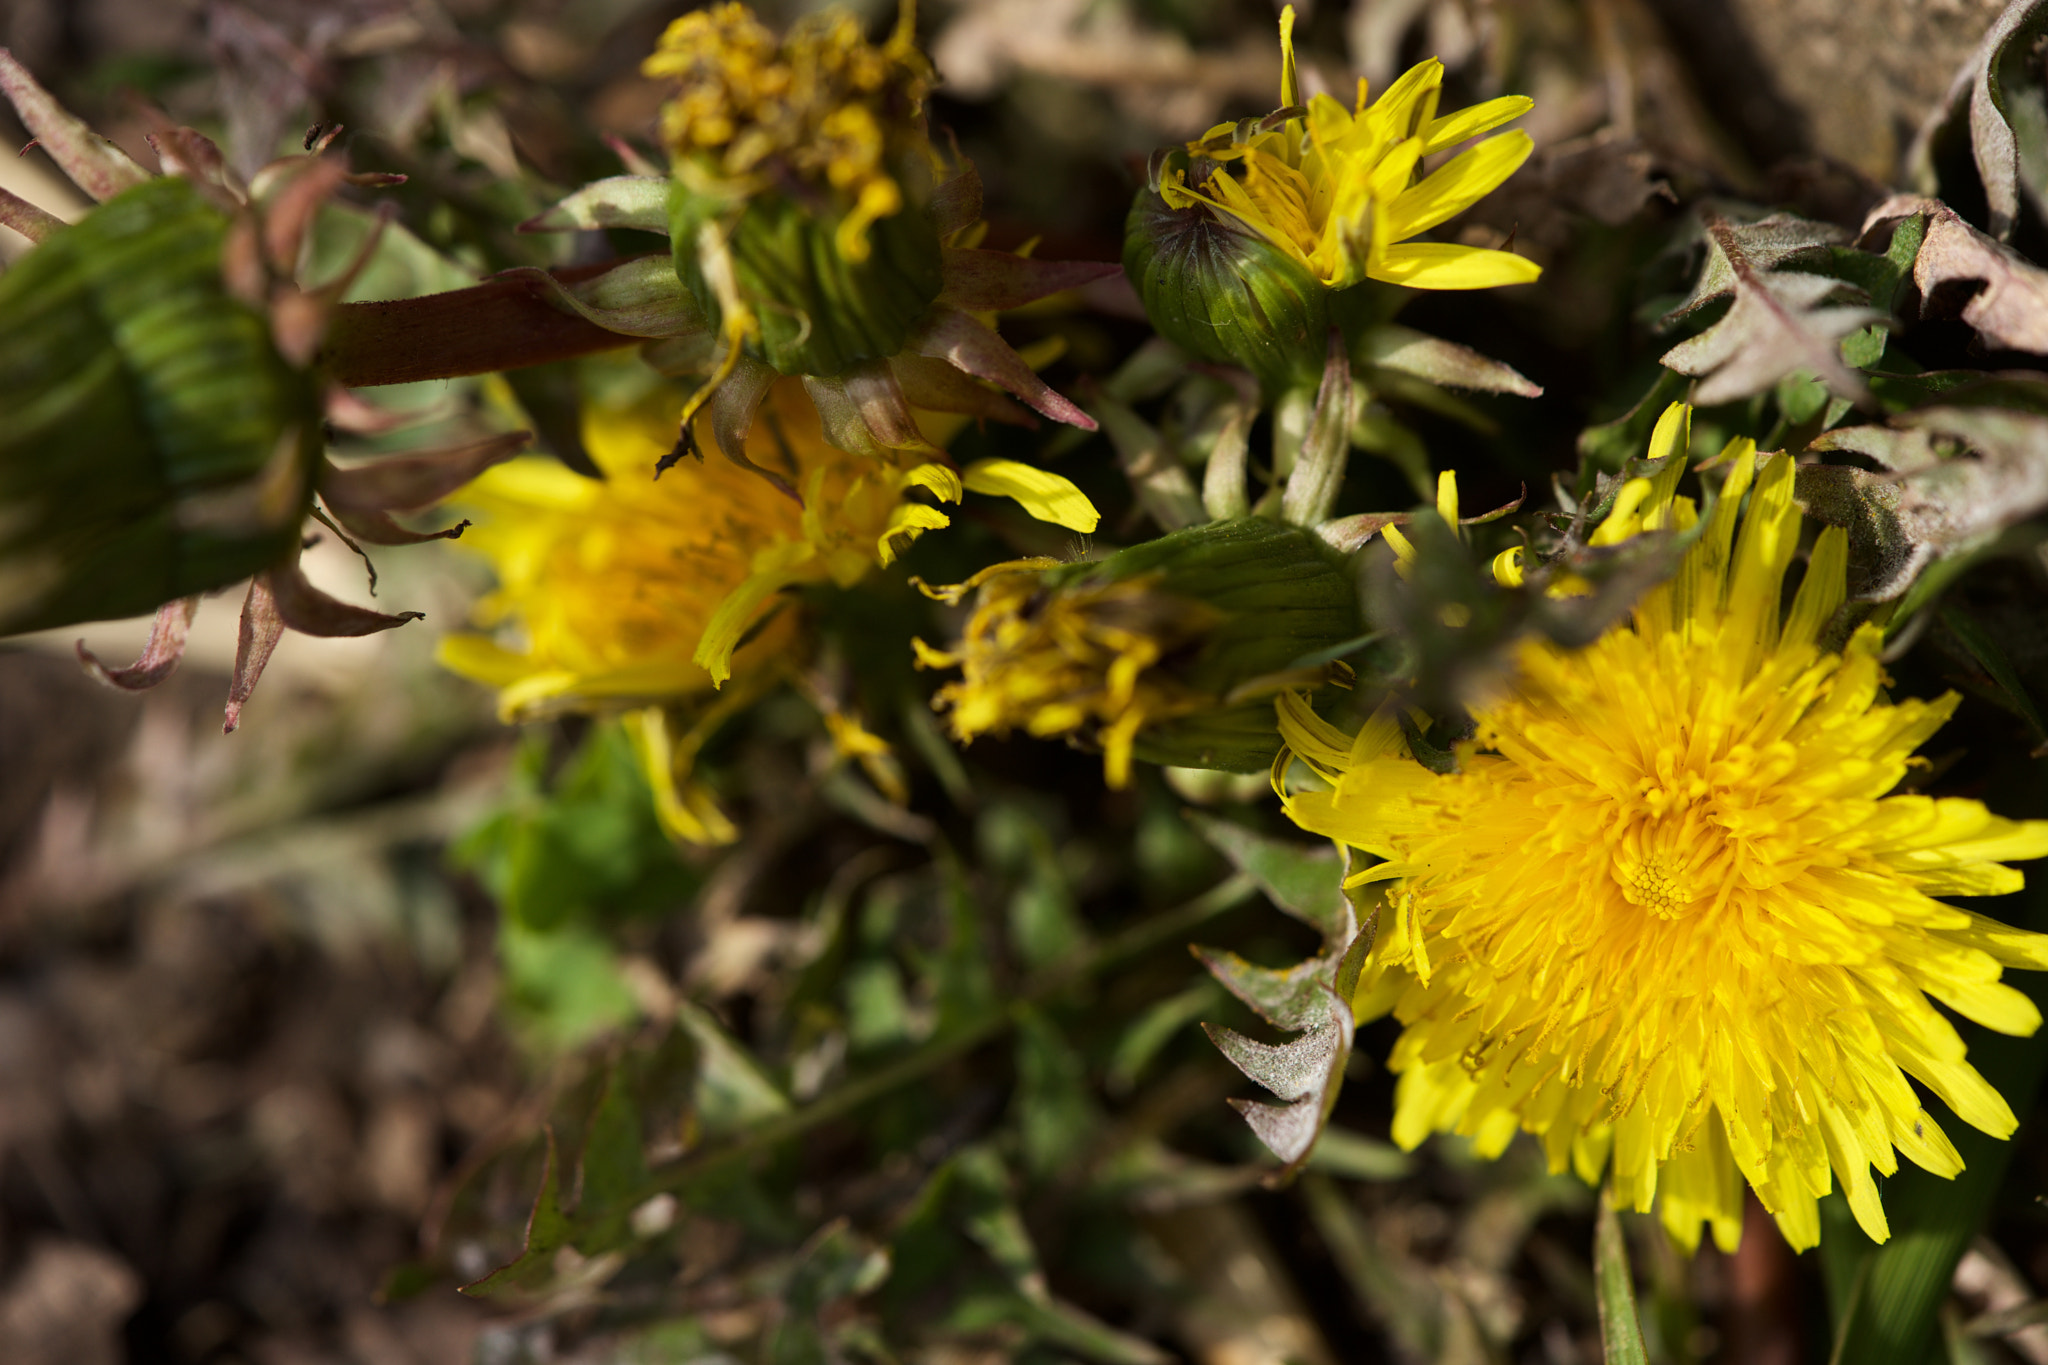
[1123,151,1331,395]
[0,175,320,635]
[914,516,1360,786]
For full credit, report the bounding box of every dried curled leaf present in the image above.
[1659,209,1881,406]
[1865,194,2048,354]
[1908,0,2048,241]
[1801,406,2048,600]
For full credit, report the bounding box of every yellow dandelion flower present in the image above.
[1160,6,1537,292]
[643,1,929,265]
[437,378,960,839]
[1276,403,2048,1253]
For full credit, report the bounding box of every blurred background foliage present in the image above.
[3,1,2048,1364]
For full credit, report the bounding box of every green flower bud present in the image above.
[0,175,320,635]
[667,174,943,378]
[916,516,1360,785]
[1122,151,1330,395]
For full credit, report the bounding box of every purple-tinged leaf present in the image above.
[266,559,423,638]
[145,124,239,202]
[707,354,777,466]
[319,432,530,514]
[224,576,285,734]
[77,597,198,691]
[703,355,796,499]
[1867,194,2048,354]
[260,157,348,277]
[930,164,983,240]
[326,503,470,547]
[461,1128,572,1298]
[0,183,63,243]
[1659,210,1880,407]
[839,358,926,450]
[908,308,1096,430]
[603,133,661,178]
[0,48,150,202]
[1803,406,2048,600]
[938,248,1123,312]
[322,385,423,436]
[889,353,1034,425]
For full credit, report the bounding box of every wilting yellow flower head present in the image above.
[644,0,929,263]
[1160,6,1536,292]
[1277,403,2048,1253]
[916,518,1363,788]
[915,560,1223,789]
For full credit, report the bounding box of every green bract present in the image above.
[1053,516,1359,773]
[0,175,320,635]
[667,177,943,379]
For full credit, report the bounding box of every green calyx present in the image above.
[1052,516,1361,773]
[1122,158,1330,396]
[0,176,321,635]
[667,175,944,379]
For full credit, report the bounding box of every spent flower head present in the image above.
[915,518,1361,787]
[1276,404,2048,1252]
[646,1,931,265]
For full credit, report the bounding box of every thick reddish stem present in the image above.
[319,258,653,388]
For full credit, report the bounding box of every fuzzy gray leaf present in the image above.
[1660,210,1881,406]
[1659,211,1849,324]
[1354,325,1543,397]
[1205,1018,1340,1104]
[1192,946,1334,1033]
[1802,407,2048,599]
[1210,988,1355,1174]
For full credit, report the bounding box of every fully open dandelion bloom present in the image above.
[438,378,946,710]
[1158,7,1538,292]
[1277,404,2048,1252]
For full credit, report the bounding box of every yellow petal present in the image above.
[961,458,1101,531]
[693,543,814,687]
[1384,131,1534,238]
[878,503,954,565]
[905,461,965,504]
[435,634,539,689]
[1420,95,1535,154]
[1370,243,1542,290]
